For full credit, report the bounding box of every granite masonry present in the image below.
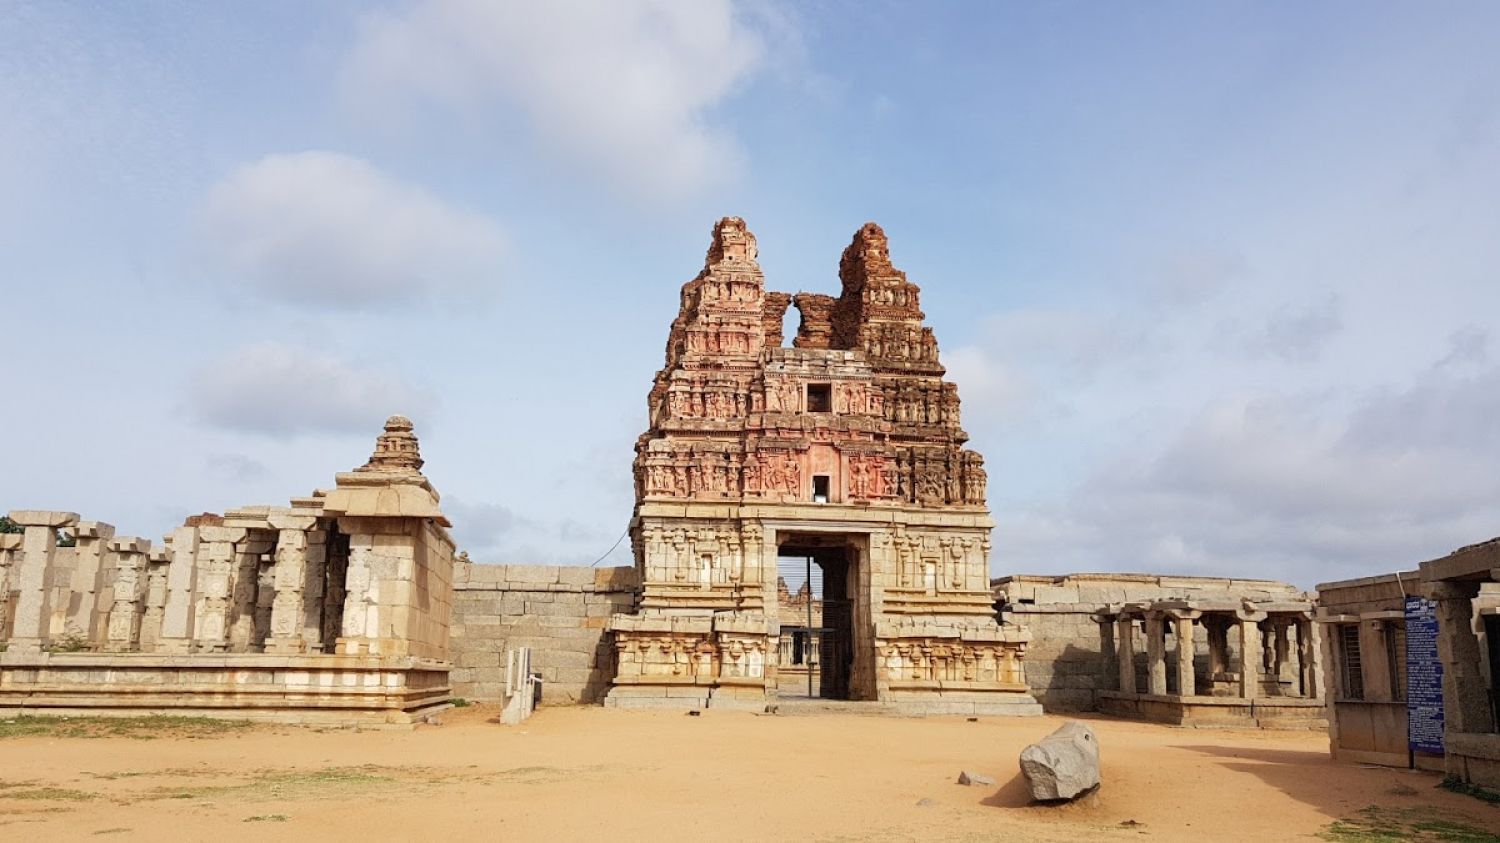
[0,416,457,725]
[604,218,1037,715]
[449,561,636,704]
[996,573,1325,728]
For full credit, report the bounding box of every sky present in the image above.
[2,1,1498,588]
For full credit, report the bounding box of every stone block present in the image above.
[456,650,501,668]
[1019,721,1101,801]
[556,566,597,587]
[525,600,585,617]
[8,510,80,528]
[506,566,561,585]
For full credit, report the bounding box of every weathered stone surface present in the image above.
[0,416,457,724]
[956,771,995,786]
[1019,721,1100,801]
[605,217,1033,713]
[448,563,634,705]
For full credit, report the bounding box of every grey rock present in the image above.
[1019,720,1100,801]
[956,771,996,787]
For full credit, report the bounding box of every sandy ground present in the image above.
[2,705,1497,842]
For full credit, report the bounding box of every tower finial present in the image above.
[357,414,424,474]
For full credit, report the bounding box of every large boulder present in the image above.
[1018,721,1100,801]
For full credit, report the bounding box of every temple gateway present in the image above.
[604,218,1039,714]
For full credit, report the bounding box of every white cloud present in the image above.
[197,151,504,309]
[341,0,767,201]
[187,341,431,436]
[996,358,1500,586]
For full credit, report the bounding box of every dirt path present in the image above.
[2,706,1496,841]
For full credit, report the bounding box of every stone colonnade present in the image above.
[1107,600,1323,703]
[0,416,456,661]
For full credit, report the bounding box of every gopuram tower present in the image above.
[605,218,1038,715]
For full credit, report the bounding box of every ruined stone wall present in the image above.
[450,563,637,705]
[997,573,1308,712]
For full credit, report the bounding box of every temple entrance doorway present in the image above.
[774,534,864,701]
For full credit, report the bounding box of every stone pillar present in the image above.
[6,510,79,653]
[190,526,245,652]
[254,556,276,646]
[1431,583,1495,736]
[0,533,20,638]
[156,525,200,654]
[1273,618,1294,690]
[68,520,115,645]
[1145,613,1167,696]
[1207,617,1230,677]
[1299,618,1323,700]
[228,532,273,651]
[1358,617,1394,701]
[1174,614,1197,697]
[265,515,318,654]
[1115,615,1136,693]
[1238,612,1264,700]
[105,537,150,652]
[300,527,327,652]
[138,548,171,651]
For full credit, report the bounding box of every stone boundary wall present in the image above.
[450,563,637,705]
[996,573,1308,712]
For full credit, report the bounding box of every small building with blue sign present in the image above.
[1418,537,1500,790]
[1317,570,1443,771]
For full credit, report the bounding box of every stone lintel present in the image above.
[8,510,80,528]
[74,521,116,540]
[108,536,151,554]
[1425,581,1481,600]
[268,511,320,532]
[1420,539,1500,583]
[197,525,249,544]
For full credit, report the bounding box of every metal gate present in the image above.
[776,553,851,699]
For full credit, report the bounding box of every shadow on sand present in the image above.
[1171,742,1497,831]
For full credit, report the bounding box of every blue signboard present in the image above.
[1405,596,1444,754]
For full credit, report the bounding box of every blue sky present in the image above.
[3,1,1498,587]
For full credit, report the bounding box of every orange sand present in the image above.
[2,705,1496,841]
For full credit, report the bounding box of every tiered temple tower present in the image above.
[606,218,1038,714]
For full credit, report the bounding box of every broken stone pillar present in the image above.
[265,513,319,654]
[6,510,79,653]
[1019,721,1101,801]
[1173,613,1197,696]
[105,537,151,651]
[1115,616,1136,693]
[191,525,246,652]
[1145,614,1167,695]
[137,547,171,651]
[1238,611,1264,700]
[68,520,115,645]
[156,525,200,654]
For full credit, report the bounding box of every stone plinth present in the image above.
[0,651,450,726]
